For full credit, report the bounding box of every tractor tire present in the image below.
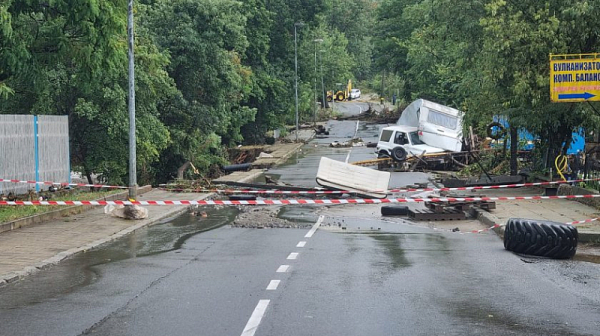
[391,147,408,162]
[486,122,506,140]
[381,205,409,216]
[503,218,578,259]
[336,92,345,101]
[228,194,257,201]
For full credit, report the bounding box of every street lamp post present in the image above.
[294,22,304,142]
[127,0,137,199]
[313,39,323,126]
[319,50,325,114]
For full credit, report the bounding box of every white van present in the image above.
[375,125,445,160]
[397,99,463,152]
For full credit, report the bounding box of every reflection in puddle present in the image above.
[370,234,411,269]
[277,205,320,223]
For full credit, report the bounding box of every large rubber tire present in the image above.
[504,218,578,259]
[390,147,408,162]
[336,92,345,101]
[486,122,506,140]
[381,205,409,216]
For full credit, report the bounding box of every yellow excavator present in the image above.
[327,79,352,102]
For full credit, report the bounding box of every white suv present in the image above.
[376,125,445,161]
[350,89,361,99]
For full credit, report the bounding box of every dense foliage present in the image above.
[373,0,600,168]
[2,0,600,183]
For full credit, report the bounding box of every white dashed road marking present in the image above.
[266,280,280,290]
[241,216,325,335]
[241,300,270,336]
[304,215,324,238]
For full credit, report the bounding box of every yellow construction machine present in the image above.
[326,79,352,102]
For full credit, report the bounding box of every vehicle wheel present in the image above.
[336,93,345,101]
[381,205,409,216]
[390,147,407,162]
[503,218,578,259]
[486,121,506,140]
[228,194,257,201]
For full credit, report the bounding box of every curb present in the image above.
[471,207,504,238]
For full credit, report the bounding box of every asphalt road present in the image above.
[1,103,600,335]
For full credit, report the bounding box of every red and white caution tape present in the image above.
[565,217,599,225]
[0,178,129,189]
[432,223,502,234]
[3,193,600,206]
[387,177,600,193]
[160,177,600,195]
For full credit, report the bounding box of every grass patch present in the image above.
[0,189,123,224]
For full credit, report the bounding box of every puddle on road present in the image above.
[277,205,320,223]
[0,207,237,307]
[370,234,411,269]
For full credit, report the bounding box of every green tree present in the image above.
[145,0,256,181]
[0,0,172,185]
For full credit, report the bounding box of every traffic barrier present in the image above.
[0,178,129,189]
[5,193,600,206]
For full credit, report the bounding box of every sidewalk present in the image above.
[470,188,600,243]
[0,189,208,284]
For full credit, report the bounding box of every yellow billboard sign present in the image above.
[550,53,600,102]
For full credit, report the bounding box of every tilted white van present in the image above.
[376,99,464,160]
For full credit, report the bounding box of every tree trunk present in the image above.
[510,126,518,176]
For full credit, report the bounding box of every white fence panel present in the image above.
[38,115,70,188]
[0,115,69,195]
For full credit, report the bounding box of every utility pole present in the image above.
[313,39,323,126]
[294,22,304,142]
[127,0,137,199]
[319,50,325,114]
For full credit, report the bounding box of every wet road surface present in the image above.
[1,103,600,335]
[1,208,599,336]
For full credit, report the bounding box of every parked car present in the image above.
[349,88,361,99]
